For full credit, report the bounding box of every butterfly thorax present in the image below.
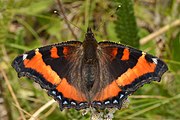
[81,28,99,96]
[82,28,98,63]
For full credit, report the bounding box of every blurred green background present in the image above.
[0,0,180,120]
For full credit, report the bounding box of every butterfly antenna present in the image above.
[56,0,86,40]
[95,4,122,32]
[53,10,81,31]
[87,27,92,33]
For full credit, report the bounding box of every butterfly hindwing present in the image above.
[12,41,88,110]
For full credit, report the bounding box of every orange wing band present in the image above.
[93,81,121,101]
[56,78,86,102]
[116,54,156,86]
[23,51,61,85]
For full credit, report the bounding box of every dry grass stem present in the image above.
[56,0,78,40]
[130,95,166,99]
[29,99,56,120]
[0,68,26,120]
[140,19,180,45]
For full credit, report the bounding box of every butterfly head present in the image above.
[82,28,98,63]
[84,28,97,43]
[86,27,93,36]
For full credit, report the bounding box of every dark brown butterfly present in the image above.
[12,28,168,110]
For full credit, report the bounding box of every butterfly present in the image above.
[12,28,168,110]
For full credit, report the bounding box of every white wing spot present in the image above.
[57,95,62,100]
[23,54,28,60]
[35,48,39,52]
[142,52,146,55]
[71,101,76,105]
[96,102,102,105]
[113,99,118,104]
[152,58,158,64]
[104,101,110,105]
[119,94,124,99]
[51,90,56,95]
[79,103,84,106]
[63,101,68,105]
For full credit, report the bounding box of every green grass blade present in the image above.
[114,0,139,48]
